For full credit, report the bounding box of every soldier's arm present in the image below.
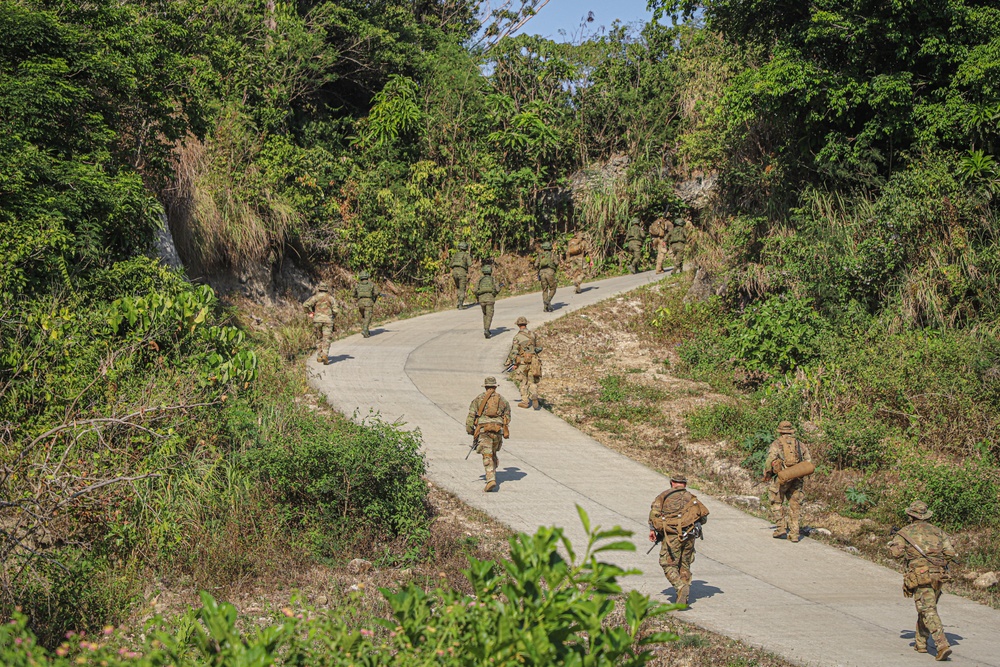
[303,295,317,310]
[887,534,906,559]
[801,441,813,462]
[766,441,782,470]
[466,398,479,434]
[940,533,958,562]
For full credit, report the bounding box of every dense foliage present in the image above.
[0,516,676,667]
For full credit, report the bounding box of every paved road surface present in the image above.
[310,272,1000,667]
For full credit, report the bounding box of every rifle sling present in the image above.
[897,529,943,566]
[473,388,496,436]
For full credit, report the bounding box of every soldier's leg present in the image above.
[658,536,685,603]
[914,595,930,652]
[320,324,333,362]
[769,484,787,537]
[676,540,696,605]
[481,434,499,491]
[517,366,531,406]
[787,479,804,542]
[915,586,949,657]
[528,374,539,403]
[313,323,325,361]
[655,240,666,273]
[453,273,463,308]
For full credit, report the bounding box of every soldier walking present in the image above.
[475,264,500,338]
[625,218,646,274]
[566,231,592,293]
[505,316,542,409]
[535,241,559,311]
[650,214,670,274]
[352,271,378,338]
[465,376,511,492]
[889,500,957,661]
[302,282,338,364]
[667,218,687,273]
[765,421,812,542]
[450,241,472,309]
[648,474,710,606]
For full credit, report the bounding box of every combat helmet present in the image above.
[317,282,330,292]
[674,217,686,227]
[515,316,528,326]
[483,376,498,387]
[541,241,552,250]
[905,500,933,520]
[358,271,370,280]
[777,420,795,434]
[482,264,493,274]
[458,241,469,250]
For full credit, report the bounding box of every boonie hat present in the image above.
[483,376,498,387]
[777,420,795,434]
[317,282,330,292]
[515,316,528,326]
[905,500,933,520]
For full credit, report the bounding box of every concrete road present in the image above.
[310,272,1000,667]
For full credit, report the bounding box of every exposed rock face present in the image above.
[973,571,998,589]
[569,154,631,201]
[675,173,718,210]
[684,266,715,303]
[154,213,184,271]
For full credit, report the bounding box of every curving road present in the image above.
[309,273,1000,667]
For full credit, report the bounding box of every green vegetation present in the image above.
[0,514,678,666]
[587,375,667,431]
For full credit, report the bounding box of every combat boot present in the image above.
[772,528,787,539]
[484,480,497,492]
[484,330,491,339]
[789,531,800,543]
[675,583,689,607]
[914,645,928,654]
[935,645,951,661]
[517,401,530,409]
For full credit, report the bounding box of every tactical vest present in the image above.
[538,251,556,270]
[477,276,496,296]
[314,294,335,319]
[668,226,687,245]
[450,252,469,270]
[781,436,802,466]
[355,281,375,300]
[649,220,665,238]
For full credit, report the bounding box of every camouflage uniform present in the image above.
[535,242,558,311]
[667,219,687,273]
[352,272,378,338]
[888,501,957,661]
[302,283,338,363]
[567,232,591,293]
[648,475,710,606]
[765,421,812,542]
[466,377,511,492]
[475,265,500,338]
[651,217,671,274]
[505,317,541,409]
[625,218,646,274]
[451,242,472,309]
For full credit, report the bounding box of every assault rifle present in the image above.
[646,534,662,555]
[502,362,516,374]
[465,434,480,460]
[682,521,705,542]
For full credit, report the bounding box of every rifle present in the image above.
[502,363,516,374]
[465,434,480,460]
[646,536,662,555]
[681,522,705,542]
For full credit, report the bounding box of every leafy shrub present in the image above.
[899,459,1000,528]
[685,386,804,445]
[728,295,827,374]
[823,406,897,470]
[587,375,666,426]
[0,513,678,666]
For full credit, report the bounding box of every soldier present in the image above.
[465,376,511,492]
[888,501,957,660]
[667,218,688,273]
[566,230,592,293]
[352,271,378,338]
[648,474,710,606]
[302,282,338,364]
[535,241,559,311]
[650,214,671,274]
[505,316,541,409]
[625,217,646,274]
[765,421,812,542]
[450,241,472,309]
[475,264,500,339]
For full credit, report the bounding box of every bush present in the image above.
[728,295,827,375]
[823,406,898,471]
[898,459,1000,529]
[0,513,678,666]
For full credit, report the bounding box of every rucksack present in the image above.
[355,281,375,299]
[649,221,665,237]
[567,238,583,256]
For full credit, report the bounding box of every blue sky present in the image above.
[513,0,655,41]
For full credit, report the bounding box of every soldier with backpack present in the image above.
[650,214,670,274]
[505,316,542,409]
[465,376,512,492]
[475,264,500,338]
[765,421,814,542]
[450,241,472,309]
[352,271,378,338]
[535,241,559,311]
[667,218,688,273]
[625,218,646,274]
[648,474,710,606]
[302,282,338,364]
[566,231,592,294]
[888,500,957,661]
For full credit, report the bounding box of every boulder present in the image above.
[807,527,832,537]
[347,558,373,575]
[973,571,998,589]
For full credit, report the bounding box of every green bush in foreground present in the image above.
[0,509,677,666]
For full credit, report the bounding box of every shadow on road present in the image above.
[325,354,354,364]
[496,466,527,485]
[549,301,568,311]
[899,629,964,648]
[488,326,511,336]
[369,328,390,336]
[659,580,724,605]
[575,286,599,294]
